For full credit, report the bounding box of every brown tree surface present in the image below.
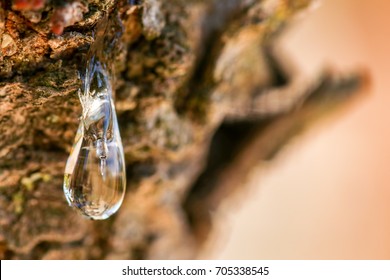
[0,0,366,259]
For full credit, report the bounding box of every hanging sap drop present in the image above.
[64,14,126,220]
[63,47,126,219]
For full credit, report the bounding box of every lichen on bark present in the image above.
[0,0,366,259]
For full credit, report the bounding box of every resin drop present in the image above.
[63,48,126,220]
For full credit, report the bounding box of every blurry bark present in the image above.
[0,0,366,259]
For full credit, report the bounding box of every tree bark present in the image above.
[0,0,366,259]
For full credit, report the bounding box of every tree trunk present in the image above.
[0,0,365,259]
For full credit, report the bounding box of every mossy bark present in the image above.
[0,0,365,259]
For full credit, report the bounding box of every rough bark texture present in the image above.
[0,0,366,259]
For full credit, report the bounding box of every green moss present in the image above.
[21,172,52,191]
[46,114,60,123]
[12,192,24,214]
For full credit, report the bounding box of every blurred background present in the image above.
[201,0,390,259]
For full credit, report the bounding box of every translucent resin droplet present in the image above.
[64,59,126,220]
